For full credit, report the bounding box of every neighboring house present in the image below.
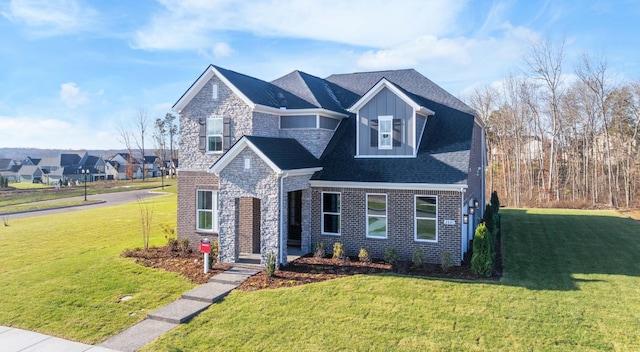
[173,65,486,267]
[17,165,43,183]
[0,158,15,171]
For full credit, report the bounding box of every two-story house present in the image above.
[173,65,486,267]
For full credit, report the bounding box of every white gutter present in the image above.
[279,172,289,266]
[309,180,467,192]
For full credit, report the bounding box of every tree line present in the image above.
[118,110,179,180]
[465,39,640,209]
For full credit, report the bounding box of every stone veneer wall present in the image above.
[218,148,280,264]
[311,187,464,265]
[279,128,336,159]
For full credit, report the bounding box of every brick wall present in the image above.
[311,187,464,265]
[238,197,260,253]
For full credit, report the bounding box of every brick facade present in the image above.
[311,187,464,265]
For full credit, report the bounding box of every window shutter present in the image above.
[223,117,231,151]
[370,119,378,148]
[198,118,206,152]
[393,119,402,147]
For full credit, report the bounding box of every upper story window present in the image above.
[206,117,223,152]
[280,115,341,131]
[378,116,393,150]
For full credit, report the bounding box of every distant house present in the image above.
[0,158,15,171]
[172,65,486,267]
[17,165,43,183]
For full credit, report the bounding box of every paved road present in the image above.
[2,189,168,220]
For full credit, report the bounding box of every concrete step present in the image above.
[146,299,211,324]
[181,281,237,303]
[209,267,261,285]
[231,262,264,271]
[99,320,177,352]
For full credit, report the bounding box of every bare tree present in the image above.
[137,196,154,251]
[135,109,149,181]
[117,124,136,181]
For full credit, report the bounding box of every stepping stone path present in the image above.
[99,267,260,352]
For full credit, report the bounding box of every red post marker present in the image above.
[200,241,211,254]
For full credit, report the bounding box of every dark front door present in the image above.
[288,190,302,247]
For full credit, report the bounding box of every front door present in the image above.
[287,190,302,247]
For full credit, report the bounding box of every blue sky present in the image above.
[1,0,639,149]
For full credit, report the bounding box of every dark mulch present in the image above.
[122,247,231,284]
[125,225,503,291]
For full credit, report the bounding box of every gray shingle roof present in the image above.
[213,65,316,110]
[271,70,357,113]
[325,69,475,115]
[311,100,474,185]
[244,136,321,171]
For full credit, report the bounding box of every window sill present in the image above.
[321,232,341,236]
[414,238,438,243]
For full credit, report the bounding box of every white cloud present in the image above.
[1,0,98,36]
[132,0,466,50]
[60,82,89,108]
[0,115,95,148]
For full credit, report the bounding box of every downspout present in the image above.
[279,172,289,266]
[460,187,466,262]
[481,126,487,215]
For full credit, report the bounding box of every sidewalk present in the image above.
[1,267,260,352]
[0,326,118,352]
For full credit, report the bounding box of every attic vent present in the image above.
[212,84,218,100]
[276,92,287,108]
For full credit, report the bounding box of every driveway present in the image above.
[2,189,167,220]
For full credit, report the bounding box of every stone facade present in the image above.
[218,148,281,264]
[279,128,336,159]
[311,187,464,265]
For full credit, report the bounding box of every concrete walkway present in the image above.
[98,267,259,352]
[0,326,118,352]
[0,268,259,352]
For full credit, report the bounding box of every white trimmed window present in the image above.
[206,117,223,152]
[321,192,341,235]
[415,195,437,242]
[366,193,387,238]
[197,190,219,232]
[378,115,393,150]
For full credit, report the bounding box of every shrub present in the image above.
[313,242,325,258]
[180,238,190,253]
[490,191,500,213]
[471,223,494,277]
[440,251,455,272]
[358,248,371,263]
[483,204,495,234]
[266,251,277,277]
[411,248,425,269]
[384,247,398,266]
[211,240,219,260]
[332,242,345,260]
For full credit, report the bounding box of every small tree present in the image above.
[471,223,494,277]
[490,191,500,213]
[137,196,154,251]
[483,204,495,234]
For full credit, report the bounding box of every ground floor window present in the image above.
[197,190,219,232]
[322,192,341,235]
[415,195,437,242]
[366,193,387,238]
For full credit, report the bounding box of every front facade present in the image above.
[174,65,486,266]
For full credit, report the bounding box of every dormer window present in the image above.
[378,115,393,150]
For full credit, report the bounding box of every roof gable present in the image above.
[210,136,322,175]
[348,78,435,116]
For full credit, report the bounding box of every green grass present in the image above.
[141,208,640,351]
[0,178,173,207]
[9,182,52,189]
[0,185,193,344]
[0,199,102,213]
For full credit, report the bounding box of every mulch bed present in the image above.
[124,230,503,291]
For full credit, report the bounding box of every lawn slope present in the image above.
[142,208,640,351]
[0,187,195,344]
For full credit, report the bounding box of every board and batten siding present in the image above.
[358,87,415,156]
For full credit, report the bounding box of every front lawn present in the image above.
[0,186,195,344]
[142,208,640,351]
